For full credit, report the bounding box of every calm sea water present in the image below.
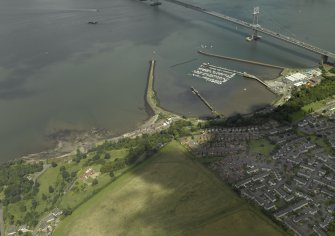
[0,0,334,162]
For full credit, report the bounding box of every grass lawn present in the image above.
[248,138,276,157]
[302,134,334,155]
[310,135,332,153]
[302,100,327,112]
[0,191,4,201]
[59,171,112,210]
[5,199,32,224]
[296,129,334,155]
[290,99,329,121]
[290,110,305,122]
[184,208,284,236]
[59,148,130,210]
[107,149,129,161]
[55,149,129,210]
[53,141,286,236]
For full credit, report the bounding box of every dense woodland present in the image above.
[0,161,43,205]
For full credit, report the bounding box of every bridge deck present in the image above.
[163,0,335,59]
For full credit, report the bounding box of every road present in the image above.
[33,163,51,183]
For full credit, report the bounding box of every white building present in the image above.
[306,68,322,77]
[285,73,307,84]
[293,81,305,87]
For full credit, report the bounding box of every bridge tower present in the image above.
[321,55,329,64]
[252,7,261,40]
[246,7,261,41]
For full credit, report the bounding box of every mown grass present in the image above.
[53,141,286,236]
[55,149,130,210]
[184,208,284,236]
[309,135,334,153]
[290,99,328,121]
[59,170,111,210]
[34,164,62,214]
[107,149,129,161]
[248,138,276,157]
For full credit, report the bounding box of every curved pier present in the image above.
[145,60,176,117]
[145,60,157,115]
[242,73,275,93]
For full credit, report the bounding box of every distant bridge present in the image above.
[156,0,335,63]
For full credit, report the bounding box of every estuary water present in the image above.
[0,0,334,162]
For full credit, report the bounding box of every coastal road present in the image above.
[32,163,51,183]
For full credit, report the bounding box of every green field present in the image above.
[290,99,328,121]
[184,209,284,236]
[248,138,276,157]
[53,141,286,236]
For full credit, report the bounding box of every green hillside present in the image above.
[53,141,286,236]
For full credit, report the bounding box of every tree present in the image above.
[329,221,335,232]
[76,149,81,156]
[32,199,38,208]
[104,153,111,159]
[60,168,70,182]
[51,162,57,168]
[16,219,22,226]
[42,193,47,201]
[71,171,77,178]
[48,185,54,193]
[20,205,27,212]
[92,179,98,186]
[63,207,72,216]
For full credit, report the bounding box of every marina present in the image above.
[191,62,276,93]
[191,63,236,85]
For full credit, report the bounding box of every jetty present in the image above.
[239,71,276,94]
[146,60,175,117]
[191,86,219,116]
[242,72,269,87]
[198,50,285,70]
[240,72,276,94]
[146,60,158,115]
